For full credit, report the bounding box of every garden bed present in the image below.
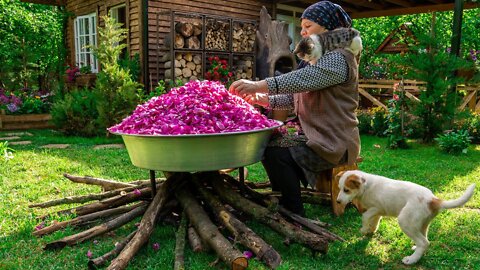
[0,110,54,130]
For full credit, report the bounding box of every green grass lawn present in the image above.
[1,130,479,270]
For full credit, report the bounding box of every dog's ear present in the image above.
[345,174,363,190]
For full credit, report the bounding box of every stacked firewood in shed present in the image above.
[205,18,229,51]
[232,55,254,80]
[30,171,342,270]
[164,52,202,82]
[174,21,202,49]
[232,22,256,52]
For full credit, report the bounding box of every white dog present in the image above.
[336,170,475,265]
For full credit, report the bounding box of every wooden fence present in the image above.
[358,79,480,112]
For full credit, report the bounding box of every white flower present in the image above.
[3,150,13,161]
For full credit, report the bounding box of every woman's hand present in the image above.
[229,79,268,97]
[244,93,269,108]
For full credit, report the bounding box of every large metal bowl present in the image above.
[113,120,283,172]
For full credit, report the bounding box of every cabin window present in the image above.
[74,13,98,73]
[276,4,303,51]
[110,4,128,59]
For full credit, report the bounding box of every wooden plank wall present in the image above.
[146,0,272,89]
[65,0,140,66]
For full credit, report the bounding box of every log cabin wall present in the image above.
[146,0,273,90]
[65,0,141,68]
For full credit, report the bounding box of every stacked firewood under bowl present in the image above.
[31,171,343,270]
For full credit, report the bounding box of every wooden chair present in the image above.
[315,157,363,216]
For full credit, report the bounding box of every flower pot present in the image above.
[75,74,97,88]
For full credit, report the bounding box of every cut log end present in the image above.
[231,257,248,270]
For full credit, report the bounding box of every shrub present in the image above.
[92,16,143,135]
[51,88,101,137]
[457,111,480,144]
[370,106,388,137]
[435,129,471,155]
[356,109,373,134]
[0,88,53,114]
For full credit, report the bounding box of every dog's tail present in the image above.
[441,184,476,209]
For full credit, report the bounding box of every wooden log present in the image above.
[33,202,147,237]
[63,173,135,191]
[88,230,137,269]
[44,204,148,250]
[175,22,193,37]
[278,206,343,242]
[174,212,188,270]
[194,177,282,269]
[29,184,149,209]
[107,175,178,270]
[210,173,330,253]
[175,33,184,48]
[73,185,153,216]
[185,36,200,49]
[176,181,248,270]
[187,225,208,253]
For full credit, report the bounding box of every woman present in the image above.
[229,1,360,216]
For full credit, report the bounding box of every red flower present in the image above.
[393,94,399,101]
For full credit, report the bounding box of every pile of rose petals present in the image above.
[108,80,278,135]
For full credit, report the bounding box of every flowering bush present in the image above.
[108,80,278,135]
[204,56,233,87]
[385,82,410,149]
[65,65,80,82]
[0,88,53,114]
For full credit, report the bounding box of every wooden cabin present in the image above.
[20,0,479,90]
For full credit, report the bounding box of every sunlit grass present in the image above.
[1,131,479,269]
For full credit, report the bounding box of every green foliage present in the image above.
[118,53,141,81]
[356,109,373,134]
[457,111,480,144]
[0,0,65,91]
[50,88,101,137]
[370,107,388,137]
[355,10,480,80]
[0,141,14,162]
[140,80,167,102]
[388,20,470,143]
[385,85,410,149]
[92,16,143,134]
[435,129,471,154]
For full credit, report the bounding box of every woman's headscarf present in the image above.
[301,1,352,30]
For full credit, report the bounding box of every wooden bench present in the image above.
[315,156,363,216]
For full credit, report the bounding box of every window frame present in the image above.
[276,4,304,51]
[74,13,98,73]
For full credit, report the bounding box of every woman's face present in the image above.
[300,19,327,37]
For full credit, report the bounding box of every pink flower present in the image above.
[393,94,399,101]
[108,80,278,135]
[34,222,45,231]
[152,242,160,251]
[133,189,141,196]
[86,250,93,258]
[243,250,253,259]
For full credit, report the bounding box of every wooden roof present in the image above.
[375,23,418,54]
[274,0,479,19]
